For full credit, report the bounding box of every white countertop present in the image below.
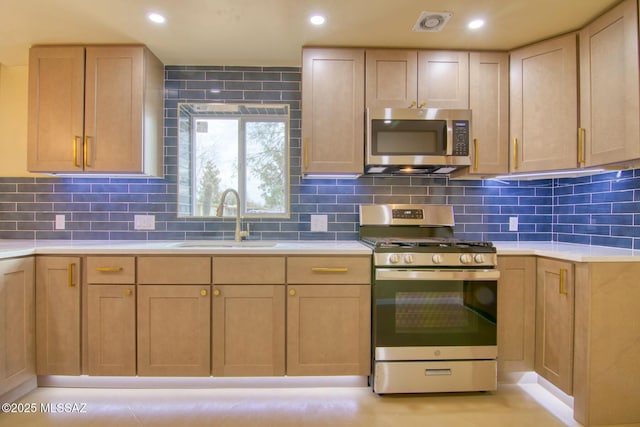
[0,240,372,259]
[0,239,639,262]
[493,241,640,262]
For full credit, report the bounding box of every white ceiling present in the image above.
[0,0,622,67]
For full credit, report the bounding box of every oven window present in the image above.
[395,291,475,332]
[374,279,496,347]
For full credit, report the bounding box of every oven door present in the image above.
[373,268,499,361]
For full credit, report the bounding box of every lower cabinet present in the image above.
[496,256,536,378]
[35,256,81,375]
[211,256,286,377]
[212,285,285,376]
[137,256,212,376]
[286,256,371,376]
[0,257,35,396]
[86,256,136,376]
[286,283,371,376]
[87,285,136,376]
[33,253,371,379]
[535,257,575,394]
[137,285,211,376]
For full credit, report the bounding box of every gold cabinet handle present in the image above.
[125,289,133,296]
[73,136,81,168]
[200,289,208,297]
[311,267,349,273]
[559,269,568,295]
[578,128,586,164]
[289,289,296,296]
[84,136,92,167]
[408,101,417,108]
[304,137,309,169]
[95,267,124,273]
[418,101,426,108]
[213,289,220,297]
[68,263,76,287]
[513,137,518,170]
[473,138,479,171]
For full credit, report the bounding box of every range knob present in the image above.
[474,254,486,264]
[432,254,444,264]
[459,254,473,264]
[388,254,401,264]
[403,254,415,264]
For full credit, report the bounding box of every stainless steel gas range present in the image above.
[359,204,500,394]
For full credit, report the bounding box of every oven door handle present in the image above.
[375,268,500,281]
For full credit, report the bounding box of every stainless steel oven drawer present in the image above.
[373,360,497,394]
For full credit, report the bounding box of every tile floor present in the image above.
[0,380,602,427]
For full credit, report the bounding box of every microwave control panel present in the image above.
[452,120,469,156]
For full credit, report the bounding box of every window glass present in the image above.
[178,103,290,218]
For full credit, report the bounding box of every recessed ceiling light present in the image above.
[468,19,485,30]
[148,13,166,24]
[309,15,326,26]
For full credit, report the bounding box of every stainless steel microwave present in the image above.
[365,108,471,174]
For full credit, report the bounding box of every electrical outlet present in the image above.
[509,216,518,232]
[134,214,155,230]
[310,215,328,232]
[55,214,65,230]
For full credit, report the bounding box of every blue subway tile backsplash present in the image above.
[0,65,639,249]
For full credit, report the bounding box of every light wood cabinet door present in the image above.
[497,256,536,379]
[286,284,370,376]
[365,49,469,109]
[535,258,574,394]
[467,52,509,176]
[212,285,285,376]
[365,49,418,109]
[417,50,469,109]
[0,257,35,396]
[137,285,211,376]
[35,256,81,375]
[510,33,578,173]
[27,45,163,176]
[83,46,144,173]
[580,0,640,167]
[87,285,136,376]
[27,46,85,172]
[302,48,365,175]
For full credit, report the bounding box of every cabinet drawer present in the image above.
[138,256,211,284]
[86,256,135,284]
[287,257,371,284]
[212,256,285,284]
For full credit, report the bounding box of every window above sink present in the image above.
[177,103,290,218]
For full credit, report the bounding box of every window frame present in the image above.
[177,103,290,219]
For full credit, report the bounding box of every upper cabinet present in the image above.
[579,0,640,168]
[462,52,509,177]
[510,33,579,173]
[301,47,364,176]
[365,49,469,109]
[27,45,164,176]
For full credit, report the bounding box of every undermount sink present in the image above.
[174,240,278,248]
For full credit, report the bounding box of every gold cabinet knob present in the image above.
[289,289,296,296]
[125,289,133,296]
[200,289,208,297]
[213,289,220,296]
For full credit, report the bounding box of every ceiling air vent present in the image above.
[412,11,453,32]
